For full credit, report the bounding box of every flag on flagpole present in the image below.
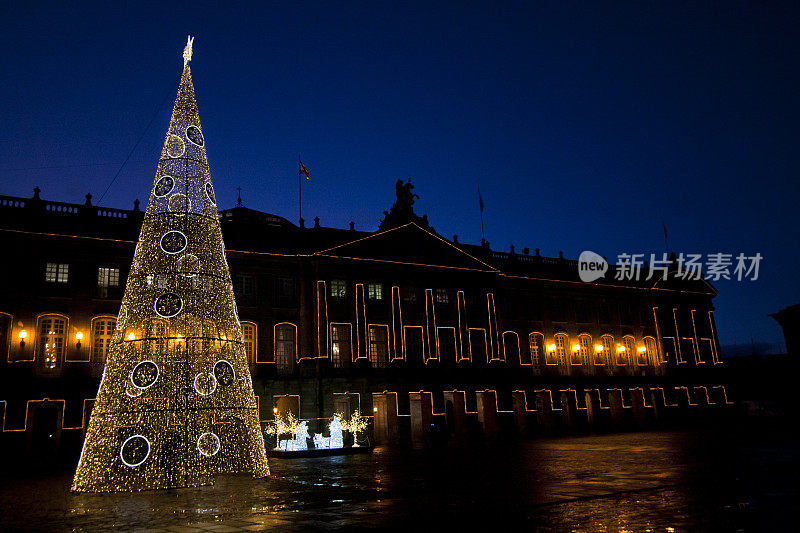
[299,160,310,179]
[478,188,484,213]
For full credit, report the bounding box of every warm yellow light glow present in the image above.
[638,346,647,353]
[547,343,556,352]
[75,332,84,341]
[373,406,378,413]
[273,407,279,414]
[73,51,268,493]
[572,344,580,352]
[617,344,626,352]
[18,330,27,340]
[594,344,603,352]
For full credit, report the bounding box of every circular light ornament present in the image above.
[168,193,191,215]
[166,134,185,158]
[130,360,159,389]
[186,125,204,147]
[194,372,217,396]
[159,230,187,254]
[177,254,200,278]
[213,360,235,386]
[154,292,183,318]
[205,182,216,205]
[154,175,175,198]
[197,432,220,457]
[120,435,150,467]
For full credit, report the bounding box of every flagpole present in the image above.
[298,154,302,226]
[478,187,486,245]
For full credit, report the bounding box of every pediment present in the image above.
[313,223,498,272]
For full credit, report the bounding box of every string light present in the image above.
[72,39,268,492]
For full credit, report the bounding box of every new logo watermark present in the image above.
[578,250,608,282]
[578,251,762,282]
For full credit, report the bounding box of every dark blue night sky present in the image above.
[1,1,798,352]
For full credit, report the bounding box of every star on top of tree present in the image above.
[183,35,194,67]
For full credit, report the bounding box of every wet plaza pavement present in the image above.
[0,427,796,532]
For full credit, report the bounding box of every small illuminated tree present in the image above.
[341,410,370,447]
[263,412,300,450]
[72,37,268,492]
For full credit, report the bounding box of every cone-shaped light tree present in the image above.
[73,37,269,492]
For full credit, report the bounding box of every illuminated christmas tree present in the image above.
[72,37,269,492]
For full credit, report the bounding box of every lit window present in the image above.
[330,280,347,298]
[45,263,69,283]
[368,326,388,368]
[331,324,351,368]
[38,315,66,369]
[241,322,256,363]
[435,288,449,304]
[91,317,116,364]
[97,267,120,287]
[528,333,544,366]
[97,267,120,297]
[621,335,636,365]
[577,334,592,365]
[275,324,295,373]
[554,333,568,365]
[367,283,383,301]
[599,335,614,365]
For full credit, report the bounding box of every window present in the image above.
[45,263,69,283]
[330,324,351,368]
[528,332,545,366]
[554,333,568,365]
[644,336,658,366]
[501,331,518,363]
[598,334,614,365]
[97,267,120,297]
[367,283,383,301]
[435,288,449,304]
[578,334,592,365]
[330,280,346,299]
[275,324,296,373]
[368,325,389,368]
[91,317,116,364]
[38,315,66,369]
[241,322,256,363]
[234,274,255,297]
[621,335,636,365]
[276,278,294,301]
[401,286,417,303]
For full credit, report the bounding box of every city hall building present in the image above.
[0,184,727,456]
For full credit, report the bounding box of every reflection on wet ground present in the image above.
[0,428,796,531]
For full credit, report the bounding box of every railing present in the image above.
[97,208,128,219]
[0,195,135,220]
[0,197,26,208]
